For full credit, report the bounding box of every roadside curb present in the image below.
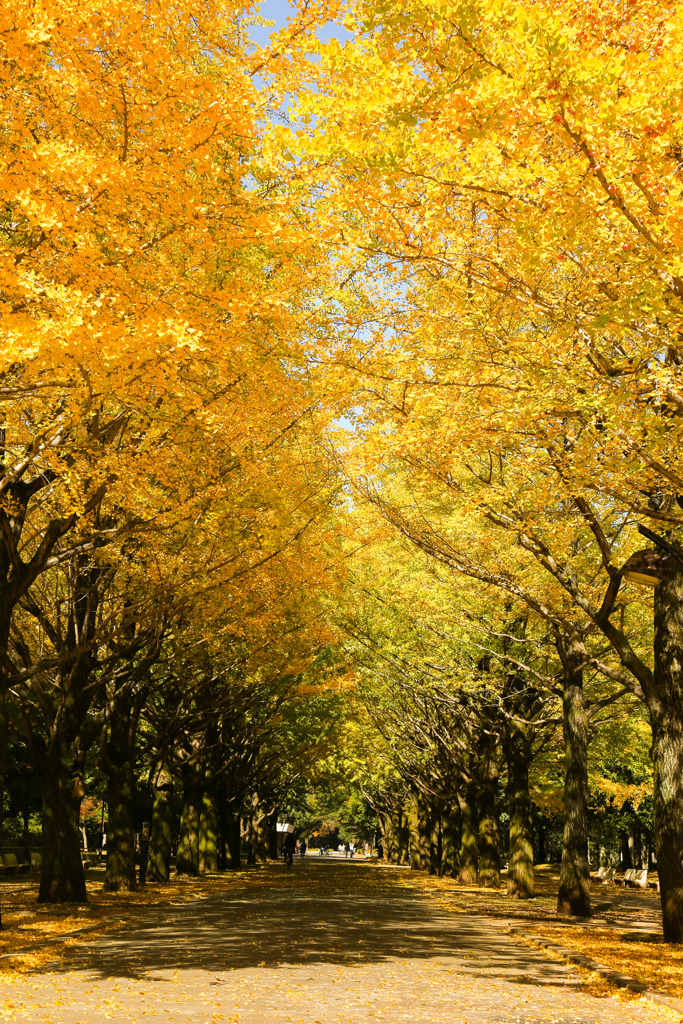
[509,926,683,1016]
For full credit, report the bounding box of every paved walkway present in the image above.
[0,861,670,1023]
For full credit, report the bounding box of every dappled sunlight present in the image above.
[0,862,675,1024]
[530,925,683,1003]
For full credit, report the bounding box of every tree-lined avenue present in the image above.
[0,860,671,1024]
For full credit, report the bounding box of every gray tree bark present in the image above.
[557,636,591,917]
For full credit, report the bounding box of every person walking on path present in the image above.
[283,833,295,868]
[299,839,307,858]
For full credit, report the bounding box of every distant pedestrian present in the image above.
[300,840,307,858]
[377,842,384,859]
[284,832,295,868]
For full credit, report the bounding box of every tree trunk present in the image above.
[268,810,279,860]
[0,695,7,855]
[0,672,8,927]
[176,773,202,876]
[440,803,460,877]
[432,817,442,875]
[252,796,269,864]
[505,723,535,898]
[198,790,219,873]
[397,808,411,865]
[478,742,501,888]
[215,776,229,870]
[621,834,632,870]
[652,568,683,942]
[226,812,241,869]
[38,755,87,903]
[633,827,642,870]
[0,597,11,851]
[408,791,431,871]
[103,711,137,893]
[22,803,30,860]
[457,782,478,884]
[536,814,546,863]
[557,637,591,917]
[246,814,256,865]
[147,779,173,883]
[381,813,395,863]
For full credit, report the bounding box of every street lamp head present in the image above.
[621,549,669,588]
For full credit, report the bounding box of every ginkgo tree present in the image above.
[0,0,342,685]
[0,0,352,913]
[280,0,683,939]
[6,0,683,954]
[334,502,647,906]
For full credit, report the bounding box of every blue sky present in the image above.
[249,0,296,48]
[249,0,351,49]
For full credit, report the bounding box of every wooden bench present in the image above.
[594,865,615,883]
[2,853,20,876]
[617,867,648,888]
[0,852,35,875]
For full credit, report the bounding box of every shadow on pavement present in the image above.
[46,861,582,986]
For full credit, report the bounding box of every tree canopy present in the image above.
[2,0,683,944]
